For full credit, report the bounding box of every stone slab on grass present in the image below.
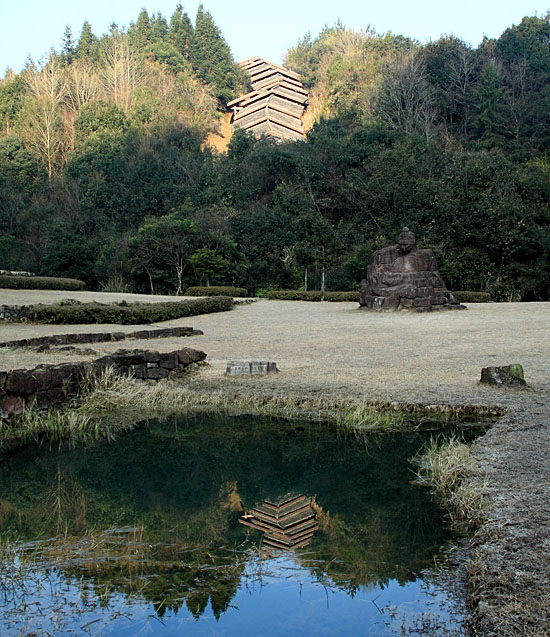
[226,361,278,376]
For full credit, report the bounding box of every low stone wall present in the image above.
[0,326,202,349]
[0,305,26,322]
[0,347,206,418]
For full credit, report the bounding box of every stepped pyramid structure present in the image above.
[228,57,308,142]
[239,494,319,549]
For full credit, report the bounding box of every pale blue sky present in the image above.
[2,0,548,74]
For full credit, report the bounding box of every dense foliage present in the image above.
[185,286,248,297]
[266,290,358,302]
[0,275,85,290]
[25,296,233,324]
[0,7,548,301]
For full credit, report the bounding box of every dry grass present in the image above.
[1,364,490,454]
[415,437,487,531]
[2,295,550,636]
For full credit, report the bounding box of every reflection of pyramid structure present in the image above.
[228,57,308,142]
[239,494,319,549]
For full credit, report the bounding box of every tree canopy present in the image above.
[0,8,549,301]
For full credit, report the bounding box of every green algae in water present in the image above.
[0,415,468,634]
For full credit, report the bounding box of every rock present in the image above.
[480,364,527,387]
[146,367,170,380]
[159,352,178,369]
[0,395,24,417]
[359,227,465,312]
[5,370,35,395]
[226,361,278,376]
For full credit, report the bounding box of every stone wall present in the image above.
[0,305,26,322]
[0,347,206,418]
[0,326,202,349]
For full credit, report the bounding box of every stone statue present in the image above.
[358,227,465,311]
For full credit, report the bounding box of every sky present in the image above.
[1,0,548,74]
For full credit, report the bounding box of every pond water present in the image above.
[0,416,469,635]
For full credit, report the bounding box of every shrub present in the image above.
[452,291,492,303]
[26,297,233,324]
[186,286,248,297]
[0,275,85,290]
[266,290,358,302]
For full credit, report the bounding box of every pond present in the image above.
[0,415,470,635]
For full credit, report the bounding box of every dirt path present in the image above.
[1,295,549,634]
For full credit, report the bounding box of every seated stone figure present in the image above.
[359,227,465,311]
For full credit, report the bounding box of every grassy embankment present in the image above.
[0,364,501,454]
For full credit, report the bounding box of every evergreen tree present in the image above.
[128,9,151,51]
[169,4,194,59]
[75,21,98,61]
[150,13,169,43]
[190,5,240,107]
[61,25,76,65]
[474,62,507,148]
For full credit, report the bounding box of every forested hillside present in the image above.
[1,6,549,300]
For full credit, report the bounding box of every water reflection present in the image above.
[0,415,468,634]
[240,494,319,549]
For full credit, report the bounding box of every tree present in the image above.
[128,9,156,54]
[61,25,76,65]
[22,57,68,178]
[127,216,197,294]
[64,61,101,111]
[423,36,476,137]
[189,5,241,107]
[169,4,194,59]
[0,70,26,134]
[0,134,45,234]
[374,52,438,144]
[474,62,506,148]
[41,226,96,283]
[150,13,169,44]
[0,234,23,270]
[190,247,229,286]
[75,21,99,62]
[73,100,128,144]
[101,33,145,112]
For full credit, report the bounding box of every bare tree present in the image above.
[23,57,68,178]
[501,57,529,144]
[447,45,476,136]
[101,33,145,112]
[64,62,100,111]
[375,52,438,144]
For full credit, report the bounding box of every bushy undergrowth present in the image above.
[26,296,233,324]
[0,275,85,291]
[186,286,248,297]
[266,290,358,302]
[452,291,492,303]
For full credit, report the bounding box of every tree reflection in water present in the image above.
[0,414,468,633]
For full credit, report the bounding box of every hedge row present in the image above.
[186,286,248,297]
[25,296,233,325]
[452,291,492,303]
[266,289,491,303]
[0,275,86,290]
[266,290,359,302]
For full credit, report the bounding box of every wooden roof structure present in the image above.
[239,494,319,549]
[229,57,308,142]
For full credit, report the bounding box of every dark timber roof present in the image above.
[229,57,308,142]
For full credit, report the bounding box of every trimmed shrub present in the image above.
[0,275,85,290]
[452,291,492,303]
[186,286,248,297]
[25,297,233,324]
[266,290,358,302]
